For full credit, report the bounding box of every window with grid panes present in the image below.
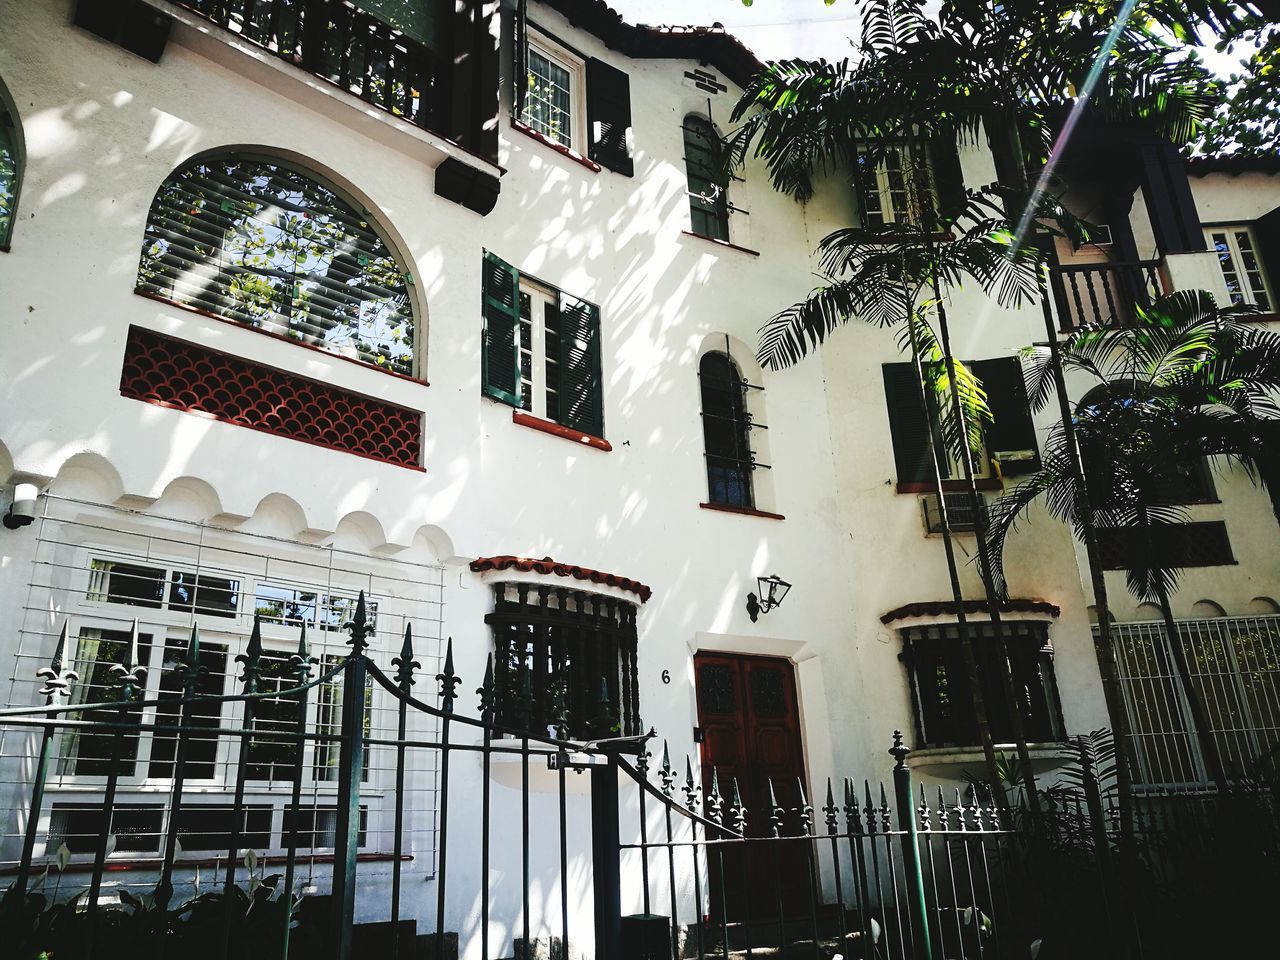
[901,621,1065,748]
[524,40,579,148]
[684,115,730,242]
[857,143,937,227]
[1206,225,1274,312]
[58,627,152,776]
[482,252,604,439]
[699,352,755,508]
[485,583,641,740]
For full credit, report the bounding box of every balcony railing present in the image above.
[1050,259,1166,332]
[176,0,441,134]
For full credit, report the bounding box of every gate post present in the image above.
[891,732,935,960]
[332,593,373,960]
[592,754,623,960]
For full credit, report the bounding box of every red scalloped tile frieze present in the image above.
[119,326,422,468]
[470,555,652,603]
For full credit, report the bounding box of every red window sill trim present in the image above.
[0,851,409,875]
[1248,312,1280,324]
[135,395,427,472]
[510,120,601,173]
[134,289,430,387]
[699,502,785,521]
[897,478,1003,494]
[681,231,761,257]
[513,411,612,451]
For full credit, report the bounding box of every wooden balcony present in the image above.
[1049,259,1166,332]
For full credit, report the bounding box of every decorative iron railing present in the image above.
[1049,260,1165,332]
[174,0,442,133]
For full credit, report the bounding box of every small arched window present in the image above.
[700,352,754,508]
[0,81,21,248]
[683,115,729,242]
[138,154,416,376]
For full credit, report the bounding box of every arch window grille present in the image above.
[683,114,731,242]
[137,155,417,376]
[699,350,765,509]
[0,91,19,247]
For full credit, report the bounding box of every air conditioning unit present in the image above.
[921,492,986,534]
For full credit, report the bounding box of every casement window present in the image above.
[482,252,605,439]
[514,18,633,175]
[855,139,965,230]
[901,621,1065,749]
[1096,520,1235,570]
[881,357,1041,487]
[0,94,19,248]
[88,559,240,617]
[700,352,758,508]
[1205,224,1275,312]
[137,154,417,376]
[684,115,731,242]
[485,583,641,740]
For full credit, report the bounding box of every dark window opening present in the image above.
[902,621,1065,749]
[148,638,228,780]
[47,803,162,855]
[486,583,641,740]
[700,352,755,508]
[684,115,729,242]
[0,98,18,246]
[93,561,166,608]
[173,804,273,852]
[1097,520,1235,570]
[169,571,240,618]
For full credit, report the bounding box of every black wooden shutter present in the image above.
[929,136,966,226]
[973,356,1041,476]
[882,363,944,484]
[586,58,633,177]
[481,252,522,406]
[512,0,528,118]
[1254,205,1280,308]
[556,292,604,437]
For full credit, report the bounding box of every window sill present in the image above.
[897,478,1003,494]
[1248,312,1280,324]
[681,231,761,257]
[513,411,612,451]
[134,290,430,387]
[906,743,1073,773]
[510,119,601,173]
[699,502,785,521]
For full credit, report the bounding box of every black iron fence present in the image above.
[2,596,1278,960]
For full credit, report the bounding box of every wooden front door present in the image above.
[694,652,809,919]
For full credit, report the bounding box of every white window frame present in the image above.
[858,142,937,226]
[523,32,585,152]
[1205,223,1275,312]
[517,276,562,422]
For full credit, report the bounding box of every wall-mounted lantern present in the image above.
[3,483,39,530]
[746,574,791,623]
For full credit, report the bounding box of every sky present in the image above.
[608,0,867,61]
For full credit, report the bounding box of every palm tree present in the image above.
[986,290,1280,789]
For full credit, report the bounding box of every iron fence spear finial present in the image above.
[36,620,78,702]
[796,777,813,834]
[436,637,459,713]
[393,624,420,691]
[768,779,783,837]
[477,654,495,722]
[174,622,208,695]
[707,768,724,825]
[290,621,316,683]
[729,778,746,835]
[659,741,676,796]
[683,757,700,811]
[110,618,148,700]
[235,615,264,694]
[345,589,374,656]
[824,779,839,834]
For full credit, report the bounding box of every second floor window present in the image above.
[524,37,581,149]
[482,252,605,439]
[700,352,756,508]
[857,143,936,227]
[137,154,417,376]
[1206,224,1274,312]
[684,115,730,242]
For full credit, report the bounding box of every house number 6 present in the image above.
[661,670,671,684]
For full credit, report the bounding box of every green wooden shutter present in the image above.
[929,135,966,226]
[973,356,1041,476]
[586,58,633,177]
[1254,205,1280,308]
[512,0,528,118]
[882,363,945,484]
[556,292,604,438]
[481,252,522,406]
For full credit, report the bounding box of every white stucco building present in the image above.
[1,0,1278,955]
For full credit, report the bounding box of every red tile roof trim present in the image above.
[880,599,1061,625]
[470,556,652,603]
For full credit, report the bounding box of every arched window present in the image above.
[700,352,754,508]
[137,154,417,376]
[683,115,729,242]
[0,79,21,248]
